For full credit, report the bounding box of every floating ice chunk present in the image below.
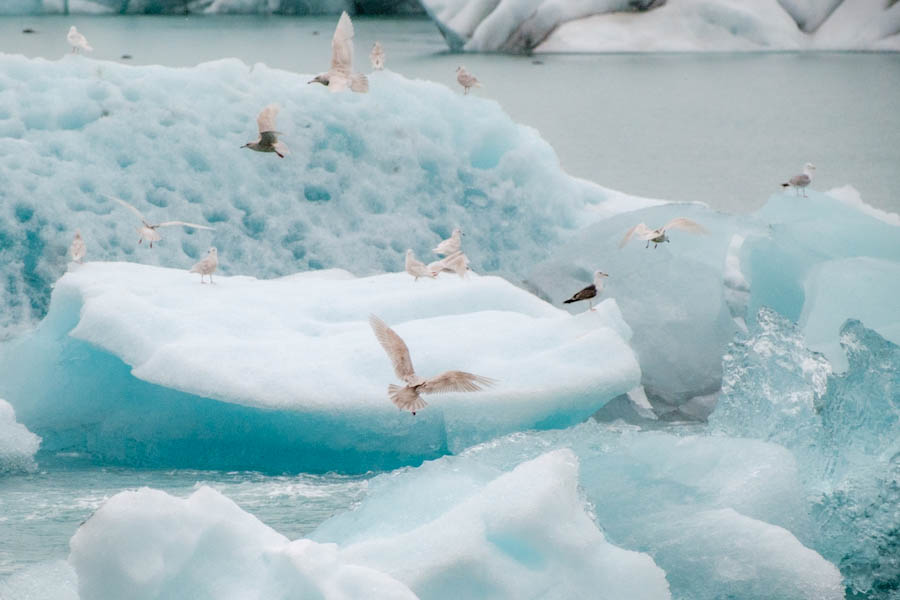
[0,263,639,472]
[0,398,41,474]
[527,202,748,412]
[69,485,417,600]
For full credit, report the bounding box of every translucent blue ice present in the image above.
[0,398,41,474]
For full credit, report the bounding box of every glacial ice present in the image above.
[0,398,41,474]
[0,53,641,337]
[69,450,672,600]
[315,420,839,600]
[710,309,900,597]
[420,0,900,53]
[0,262,639,472]
[526,202,747,413]
[1,0,423,15]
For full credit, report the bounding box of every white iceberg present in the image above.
[0,398,41,474]
[69,450,672,600]
[0,262,640,472]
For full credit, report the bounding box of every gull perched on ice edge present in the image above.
[69,231,86,263]
[619,217,707,249]
[67,26,92,53]
[563,270,608,311]
[105,194,214,248]
[782,163,816,197]
[242,104,288,158]
[189,247,218,284]
[370,42,385,70]
[309,11,369,93]
[369,315,495,415]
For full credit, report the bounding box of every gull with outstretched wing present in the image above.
[369,315,495,415]
[619,217,707,249]
[309,12,369,93]
[242,104,288,158]
[106,194,214,248]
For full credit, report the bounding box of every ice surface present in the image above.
[710,309,900,597]
[2,0,423,15]
[0,53,646,336]
[0,398,41,474]
[0,262,639,472]
[68,450,671,600]
[0,560,78,600]
[420,0,900,52]
[526,202,747,412]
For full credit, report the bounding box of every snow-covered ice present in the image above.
[0,398,41,474]
[1,0,424,15]
[0,262,639,472]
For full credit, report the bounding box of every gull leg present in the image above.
[210,273,215,285]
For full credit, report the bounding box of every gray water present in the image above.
[2,15,898,213]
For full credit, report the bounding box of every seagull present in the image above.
[432,228,462,256]
[370,41,385,70]
[563,270,608,311]
[781,163,816,197]
[428,250,469,279]
[69,230,86,263]
[67,26,92,53]
[619,217,707,249]
[242,104,289,158]
[189,247,218,284]
[105,194,214,248]
[369,315,495,415]
[405,249,437,281]
[308,11,369,93]
[456,66,481,95]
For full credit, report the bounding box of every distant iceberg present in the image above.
[420,0,900,53]
[0,398,41,474]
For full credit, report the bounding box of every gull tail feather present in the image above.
[388,384,427,413]
[351,73,369,93]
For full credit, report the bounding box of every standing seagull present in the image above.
[67,26,92,53]
[619,217,707,249]
[369,315,495,415]
[105,194,214,248]
[189,247,218,284]
[308,11,369,93]
[69,230,86,263]
[370,41,385,70]
[563,270,608,311]
[432,228,462,256]
[456,67,480,95]
[242,104,289,158]
[781,163,816,197]
[405,249,437,281]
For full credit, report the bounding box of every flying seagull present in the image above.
[309,11,369,93]
[405,249,437,281]
[428,250,469,279]
[781,163,816,197]
[432,228,462,256]
[370,41,385,70]
[369,315,495,415]
[67,26,92,53]
[242,104,288,158]
[619,217,707,249]
[69,230,86,263]
[456,67,481,95]
[189,247,218,284]
[563,270,608,311]
[105,194,214,248]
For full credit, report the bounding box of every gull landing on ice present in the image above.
[619,217,707,249]
[369,315,495,415]
[781,163,816,197]
[563,270,608,311]
[405,249,437,281]
[242,104,288,158]
[308,11,369,93]
[105,194,214,248]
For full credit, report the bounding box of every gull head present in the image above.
[308,74,329,87]
[456,66,465,73]
[594,270,609,279]
[69,26,77,34]
[207,247,218,256]
[804,162,816,175]
[452,228,463,237]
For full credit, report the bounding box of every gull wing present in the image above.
[369,315,416,382]
[420,371,496,395]
[156,221,214,230]
[789,174,810,186]
[257,104,280,134]
[331,11,355,77]
[618,222,654,247]
[106,194,147,223]
[259,131,280,145]
[662,217,707,234]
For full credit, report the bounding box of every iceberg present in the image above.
[710,309,900,597]
[1,0,423,15]
[68,450,672,600]
[420,0,900,53]
[0,262,640,472]
[0,398,41,474]
[0,53,642,337]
